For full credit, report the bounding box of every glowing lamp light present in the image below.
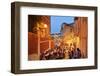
[44,24,47,28]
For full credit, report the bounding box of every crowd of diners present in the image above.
[40,43,82,60]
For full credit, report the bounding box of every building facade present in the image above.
[60,17,88,58]
[28,15,54,60]
[73,17,88,58]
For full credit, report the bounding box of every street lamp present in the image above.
[44,24,47,28]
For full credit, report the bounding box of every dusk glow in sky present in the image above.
[51,16,74,34]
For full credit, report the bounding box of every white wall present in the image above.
[0,0,100,76]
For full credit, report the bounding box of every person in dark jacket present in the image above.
[73,48,81,59]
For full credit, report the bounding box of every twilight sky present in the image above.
[50,16,74,34]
